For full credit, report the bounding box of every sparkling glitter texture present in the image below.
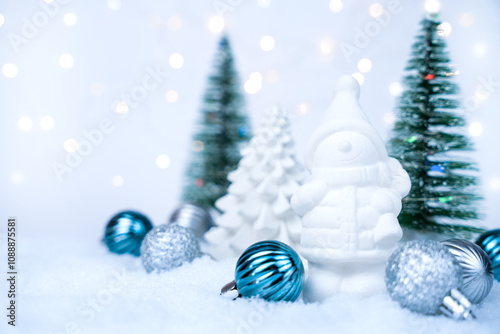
[385,240,463,315]
[141,224,201,273]
[442,239,493,304]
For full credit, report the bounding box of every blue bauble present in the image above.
[235,240,304,302]
[104,211,153,256]
[476,229,500,281]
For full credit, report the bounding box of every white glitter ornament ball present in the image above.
[141,224,201,273]
[385,240,463,315]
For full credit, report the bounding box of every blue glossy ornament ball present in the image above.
[235,240,305,302]
[476,229,500,281]
[104,211,153,256]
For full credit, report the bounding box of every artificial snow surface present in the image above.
[5,238,500,334]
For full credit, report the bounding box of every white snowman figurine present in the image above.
[291,75,411,301]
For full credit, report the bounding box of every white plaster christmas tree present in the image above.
[205,107,304,259]
[291,76,411,301]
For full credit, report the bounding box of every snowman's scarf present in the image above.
[312,161,391,188]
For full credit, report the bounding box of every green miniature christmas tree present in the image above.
[182,35,251,210]
[389,16,483,236]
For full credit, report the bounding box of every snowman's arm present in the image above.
[373,212,403,248]
[370,188,404,248]
[291,180,329,216]
[387,158,411,198]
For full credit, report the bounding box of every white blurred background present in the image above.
[0,0,499,238]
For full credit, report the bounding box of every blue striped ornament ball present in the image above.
[235,240,305,302]
[476,229,500,282]
[104,211,153,256]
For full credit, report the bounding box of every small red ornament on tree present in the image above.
[425,73,435,80]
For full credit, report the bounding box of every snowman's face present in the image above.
[314,131,379,168]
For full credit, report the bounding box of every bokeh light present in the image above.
[383,113,396,125]
[458,13,474,27]
[112,175,124,187]
[475,85,489,101]
[490,178,500,190]
[40,116,55,131]
[244,72,263,94]
[3,63,18,78]
[369,3,383,18]
[156,154,171,169]
[265,69,279,84]
[169,53,184,69]
[424,0,440,14]
[192,141,204,152]
[18,117,33,131]
[63,139,79,153]
[357,58,372,73]
[389,82,403,96]
[329,0,343,13]
[0,13,5,27]
[257,0,271,8]
[63,13,77,26]
[297,102,312,115]
[59,54,74,69]
[319,38,334,55]
[468,122,483,137]
[352,72,364,85]
[115,101,129,114]
[165,90,179,103]
[437,22,452,37]
[168,16,183,31]
[473,43,487,57]
[107,0,121,11]
[260,35,275,51]
[208,16,224,33]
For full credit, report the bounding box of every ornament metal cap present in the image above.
[221,280,240,300]
[439,289,475,320]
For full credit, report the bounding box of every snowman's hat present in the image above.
[304,75,388,171]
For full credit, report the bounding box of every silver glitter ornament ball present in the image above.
[385,240,463,315]
[442,239,494,304]
[141,224,201,273]
[168,203,214,240]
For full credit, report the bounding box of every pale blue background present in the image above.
[0,0,498,237]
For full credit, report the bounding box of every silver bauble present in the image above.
[168,203,214,240]
[141,224,201,273]
[385,240,464,315]
[442,239,494,304]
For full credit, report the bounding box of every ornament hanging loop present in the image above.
[439,289,475,320]
[221,280,240,300]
